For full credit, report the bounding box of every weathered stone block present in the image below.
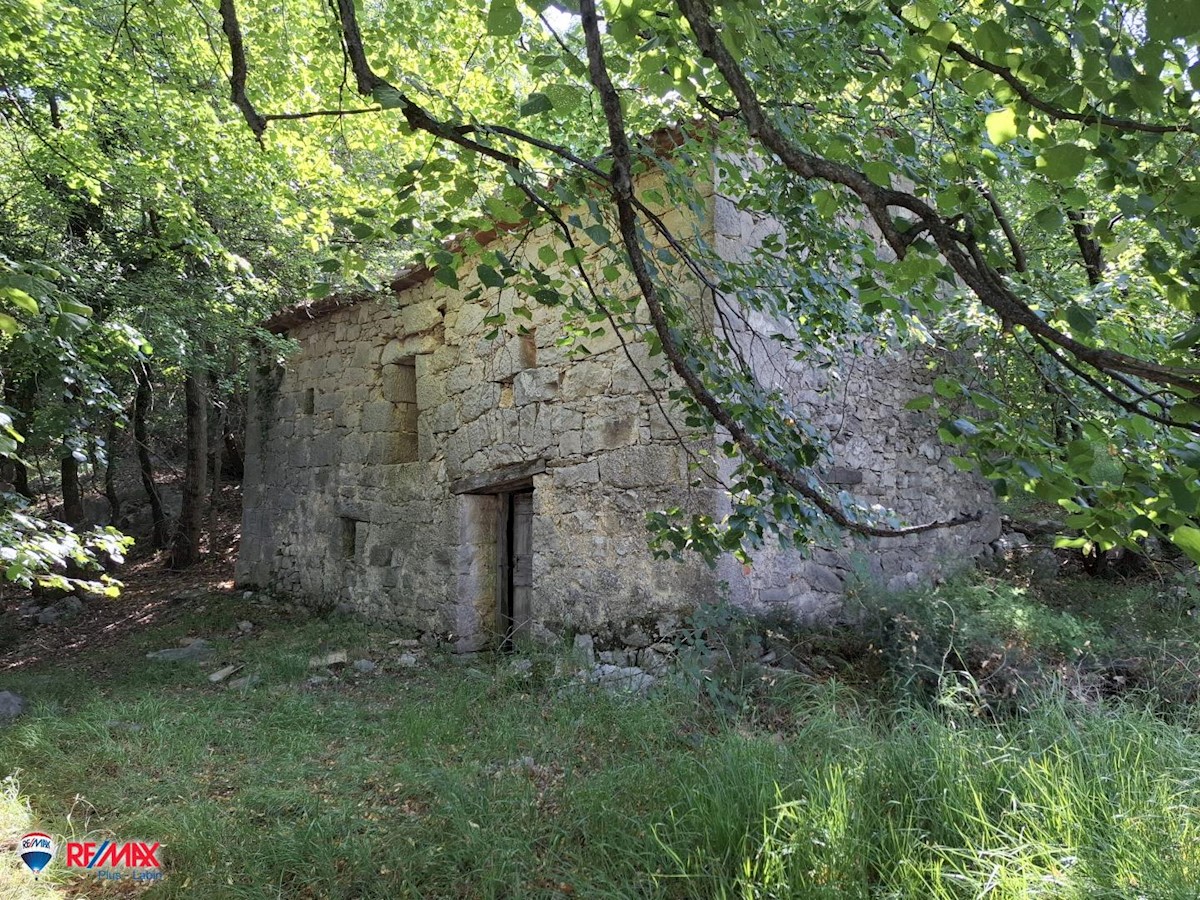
[581,396,640,453]
[598,445,683,489]
[514,367,560,405]
[402,300,442,335]
[461,383,499,423]
[361,400,395,432]
[561,359,612,400]
[551,460,600,488]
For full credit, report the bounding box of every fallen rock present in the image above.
[208,664,243,683]
[621,629,652,649]
[509,658,533,674]
[146,640,215,663]
[529,623,559,646]
[397,653,419,668]
[573,633,595,664]
[36,607,60,626]
[227,674,261,690]
[308,650,348,668]
[237,621,254,634]
[584,664,655,695]
[352,659,377,674]
[0,691,26,722]
[389,638,421,649]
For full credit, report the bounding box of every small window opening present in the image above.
[394,359,418,463]
[340,517,362,559]
[303,387,315,415]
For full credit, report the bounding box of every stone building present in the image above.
[237,165,999,650]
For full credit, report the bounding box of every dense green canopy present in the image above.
[2,0,1200,583]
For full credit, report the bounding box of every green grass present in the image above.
[2,592,1200,898]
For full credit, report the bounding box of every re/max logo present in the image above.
[65,841,161,869]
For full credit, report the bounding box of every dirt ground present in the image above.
[0,485,244,676]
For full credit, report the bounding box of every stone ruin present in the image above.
[237,162,999,652]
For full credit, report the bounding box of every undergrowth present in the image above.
[0,576,1197,898]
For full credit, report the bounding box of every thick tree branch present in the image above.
[579,0,976,537]
[217,0,265,139]
[1067,210,1105,287]
[673,0,1200,397]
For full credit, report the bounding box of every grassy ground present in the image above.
[2,581,1200,899]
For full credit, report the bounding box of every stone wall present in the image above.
[239,164,999,643]
[709,178,1000,621]
[239,204,725,647]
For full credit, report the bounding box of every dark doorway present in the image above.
[497,488,533,646]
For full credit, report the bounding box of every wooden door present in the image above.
[510,491,533,637]
[497,489,534,645]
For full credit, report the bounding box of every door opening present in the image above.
[497,488,533,648]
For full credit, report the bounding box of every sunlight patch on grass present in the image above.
[1,776,60,899]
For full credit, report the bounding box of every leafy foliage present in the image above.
[6,0,1200,566]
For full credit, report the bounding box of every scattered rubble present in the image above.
[308,650,348,668]
[0,691,26,722]
[208,664,243,683]
[146,639,215,663]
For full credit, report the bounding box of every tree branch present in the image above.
[885,2,1195,136]
[673,0,1200,397]
[217,0,265,139]
[579,0,977,537]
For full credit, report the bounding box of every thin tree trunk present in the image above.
[207,369,226,550]
[60,451,84,525]
[104,418,121,523]
[134,362,168,548]
[169,371,207,569]
[3,378,35,500]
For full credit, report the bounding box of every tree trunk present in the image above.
[133,362,168,548]
[3,378,36,500]
[207,369,226,550]
[104,418,121,523]
[60,451,84,525]
[169,371,207,569]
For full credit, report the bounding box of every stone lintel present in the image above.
[450,459,546,495]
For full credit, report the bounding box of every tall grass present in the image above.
[657,686,1200,898]
[1,593,1198,896]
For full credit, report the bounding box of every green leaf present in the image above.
[0,287,38,315]
[1171,524,1200,564]
[477,264,505,289]
[985,107,1018,145]
[544,83,583,112]
[584,223,611,245]
[0,312,17,335]
[435,267,459,289]
[1065,304,1096,335]
[371,85,407,110]
[537,245,557,265]
[904,394,934,411]
[487,0,523,36]
[1174,402,1200,423]
[1171,321,1200,349]
[519,93,553,117]
[1037,144,1089,183]
[1147,0,1200,41]
[57,300,92,318]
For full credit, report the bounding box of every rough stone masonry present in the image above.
[237,163,999,651]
